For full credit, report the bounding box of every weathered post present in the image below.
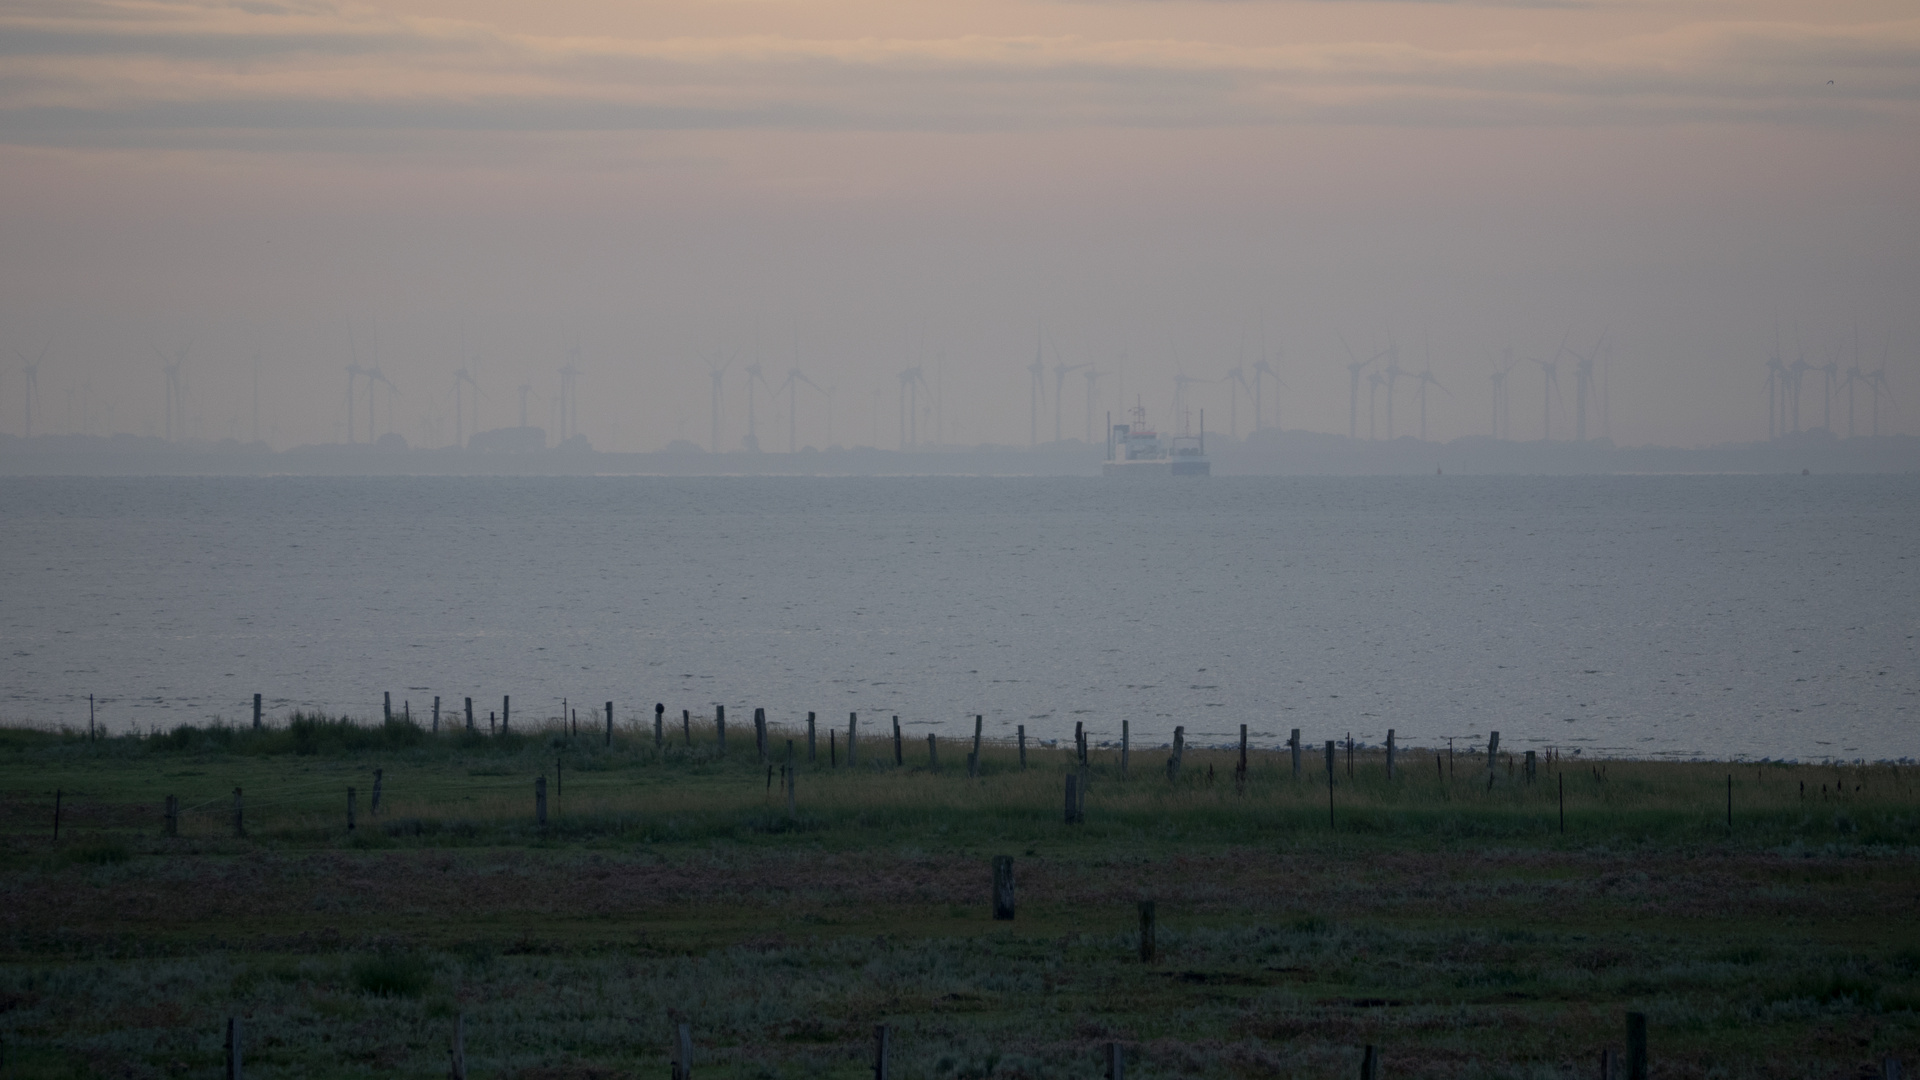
[894,716,904,766]
[1291,728,1301,779]
[927,733,938,770]
[1121,720,1130,778]
[655,703,665,749]
[232,787,244,838]
[1138,900,1156,962]
[807,712,817,763]
[1626,1011,1647,1080]
[384,691,391,722]
[225,1016,242,1080]
[1065,773,1080,824]
[873,1024,891,1080]
[606,701,614,747]
[253,693,263,731]
[1236,723,1248,789]
[89,693,96,740]
[1486,730,1500,774]
[755,707,767,762]
[535,776,547,827]
[163,794,178,838]
[1386,729,1396,780]
[831,729,837,766]
[1325,741,1336,828]
[465,697,474,732]
[405,700,411,723]
[448,1014,467,1080]
[1346,735,1354,778]
[1106,1042,1125,1080]
[1360,1044,1379,1080]
[683,709,691,746]
[1167,726,1185,783]
[370,768,383,814]
[1018,725,1027,769]
[992,855,1015,920]
[1075,721,1085,765]
[673,1023,693,1080]
[1525,750,1536,783]
[1601,1048,1617,1080]
[971,715,983,778]
[502,695,510,732]
[347,787,356,831]
[715,704,726,753]
[433,696,440,734]
[847,712,858,765]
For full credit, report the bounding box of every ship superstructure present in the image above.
[1104,403,1210,476]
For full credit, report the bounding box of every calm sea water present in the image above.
[1,475,1914,760]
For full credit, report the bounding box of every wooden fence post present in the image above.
[847,713,858,765]
[449,1013,466,1080]
[89,693,95,740]
[928,733,938,770]
[371,769,383,814]
[683,710,691,746]
[830,730,837,767]
[347,787,356,832]
[1167,726,1185,783]
[1325,742,1336,828]
[1121,720,1130,778]
[384,691,391,722]
[1291,729,1301,779]
[716,705,725,754]
[1525,749,1536,783]
[894,717,903,766]
[1360,1044,1378,1080]
[164,794,178,838]
[656,703,665,749]
[755,707,767,762]
[1487,730,1500,774]
[872,1024,891,1080]
[992,855,1015,920]
[1106,1042,1125,1080]
[232,787,244,838]
[1138,900,1156,962]
[535,776,547,827]
[1236,724,1248,789]
[1387,729,1396,780]
[970,715,983,778]
[606,701,614,747]
[225,1016,242,1080]
[502,695,510,733]
[1626,1011,1647,1080]
[808,712,817,763]
[432,696,440,733]
[673,1023,693,1080]
[1018,725,1026,769]
[253,693,262,731]
[1075,721,1085,765]
[465,697,474,732]
[1065,774,1080,824]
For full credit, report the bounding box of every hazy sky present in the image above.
[1,0,1915,451]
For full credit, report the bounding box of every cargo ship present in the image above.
[1104,404,1210,477]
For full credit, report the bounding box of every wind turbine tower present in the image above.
[1052,353,1090,444]
[1339,335,1382,439]
[1028,330,1045,449]
[743,363,768,451]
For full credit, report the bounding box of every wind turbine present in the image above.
[1171,373,1211,436]
[1817,345,1840,433]
[1843,330,1865,439]
[558,343,581,443]
[1381,334,1406,439]
[1527,331,1568,441]
[1867,353,1891,438]
[1224,364,1251,440]
[155,344,190,442]
[13,343,46,438]
[899,367,928,449]
[1765,323,1786,440]
[1252,352,1282,432]
[366,367,397,440]
[1569,336,1604,442]
[1051,348,1090,445]
[1787,333,1810,433]
[452,366,481,447]
[1339,334,1385,439]
[777,366,822,453]
[743,362,769,451]
[1366,370,1385,440]
[1414,334,1448,442]
[1487,348,1517,439]
[517,380,533,429]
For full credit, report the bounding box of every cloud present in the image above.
[0,0,1916,154]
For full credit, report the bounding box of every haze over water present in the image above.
[2,474,1914,761]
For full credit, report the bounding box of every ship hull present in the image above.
[1103,460,1210,477]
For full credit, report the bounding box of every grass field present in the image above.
[1,715,1914,1079]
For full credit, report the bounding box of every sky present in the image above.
[0,0,1915,452]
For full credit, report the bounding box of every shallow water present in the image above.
[1,474,1914,759]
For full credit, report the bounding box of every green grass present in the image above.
[0,717,1915,1078]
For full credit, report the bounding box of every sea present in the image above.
[1,474,1914,761]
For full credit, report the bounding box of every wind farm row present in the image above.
[2,321,1906,454]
